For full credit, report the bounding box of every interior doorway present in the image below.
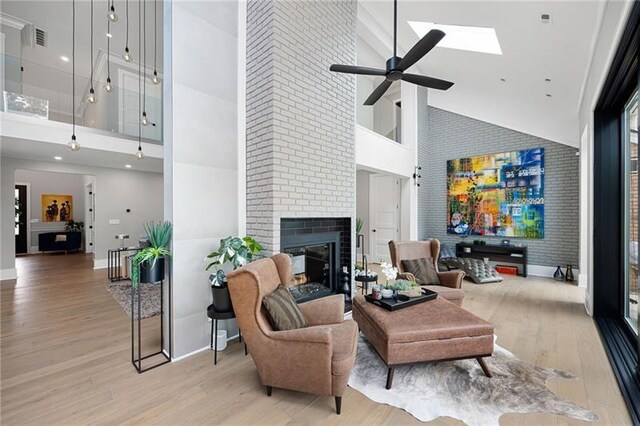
[15,184,28,255]
[369,174,401,262]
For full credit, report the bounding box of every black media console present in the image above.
[455,242,528,277]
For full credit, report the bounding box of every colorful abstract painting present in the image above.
[446,148,544,238]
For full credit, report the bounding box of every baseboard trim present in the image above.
[29,245,39,254]
[0,268,17,281]
[93,259,107,269]
[527,264,579,279]
[171,345,209,362]
[578,273,588,289]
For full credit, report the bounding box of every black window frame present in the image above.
[593,2,640,423]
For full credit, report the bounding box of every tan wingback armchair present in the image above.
[389,239,465,306]
[226,253,358,414]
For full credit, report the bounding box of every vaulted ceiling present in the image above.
[358,0,604,147]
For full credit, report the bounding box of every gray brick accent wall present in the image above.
[417,87,429,240]
[246,0,357,255]
[420,106,579,267]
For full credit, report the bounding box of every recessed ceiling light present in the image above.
[125,164,132,168]
[106,32,113,38]
[60,56,69,62]
[408,21,502,55]
[54,156,62,160]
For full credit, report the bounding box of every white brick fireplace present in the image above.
[245,0,357,259]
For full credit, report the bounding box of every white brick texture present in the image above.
[246,0,357,254]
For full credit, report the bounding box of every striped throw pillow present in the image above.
[401,258,440,285]
[262,284,308,331]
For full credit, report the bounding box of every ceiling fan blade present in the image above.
[401,73,454,91]
[329,64,387,76]
[397,29,445,71]
[364,80,393,105]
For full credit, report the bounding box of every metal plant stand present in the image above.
[131,275,172,373]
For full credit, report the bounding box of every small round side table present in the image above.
[354,274,378,295]
[207,304,248,365]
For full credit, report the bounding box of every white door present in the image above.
[118,69,162,141]
[85,183,95,254]
[370,175,401,262]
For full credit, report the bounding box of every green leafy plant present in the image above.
[383,279,419,291]
[356,218,363,235]
[131,221,172,287]
[205,236,262,286]
[64,220,84,232]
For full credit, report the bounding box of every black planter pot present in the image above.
[211,283,233,313]
[139,257,166,284]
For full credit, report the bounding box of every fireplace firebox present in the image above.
[280,218,351,303]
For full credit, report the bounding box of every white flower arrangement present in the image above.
[379,261,398,282]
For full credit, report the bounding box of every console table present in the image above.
[455,242,528,277]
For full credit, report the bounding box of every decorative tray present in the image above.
[364,288,437,311]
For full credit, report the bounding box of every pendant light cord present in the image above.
[72,0,75,135]
[153,0,157,72]
[90,0,94,89]
[138,0,142,149]
[107,16,110,79]
[143,0,146,113]
[125,0,129,49]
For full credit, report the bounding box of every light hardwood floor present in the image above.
[0,254,631,425]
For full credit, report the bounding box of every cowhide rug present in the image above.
[349,336,598,425]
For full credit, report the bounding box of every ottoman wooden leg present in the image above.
[386,367,395,389]
[477,357,492,378]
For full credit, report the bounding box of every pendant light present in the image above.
[68,0,80,151]
[105,3,113,93]
[107,0,118,22]
[123,0,132,62]
[151,0,160,85]
[86,0,98,104]
[135,0,144,160]
[141,0,149,126]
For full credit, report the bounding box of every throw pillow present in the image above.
[262,284,308,331]
[401,258,440,285]
[54,234,67,242]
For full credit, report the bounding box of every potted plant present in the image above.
[355,217,363,248]
[64,220,84,232]
[205,236,262,312]
[383,279,422,298]
[131,221,172,286]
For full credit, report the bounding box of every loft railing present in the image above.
[1,53,162,143]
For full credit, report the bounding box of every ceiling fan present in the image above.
[330,0,454,106]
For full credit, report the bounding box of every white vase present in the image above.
[381,288,393,299]
[215,330,227,352]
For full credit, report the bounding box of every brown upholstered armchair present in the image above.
[389,239,465,306]
[226,253,358,414]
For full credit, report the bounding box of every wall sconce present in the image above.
[413,166,422,187]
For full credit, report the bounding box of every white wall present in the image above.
[355,81,418,241]
[14,169,86,251]
[577,0,634,314]
[1,157,163,275]
[165,0,240,359]
[356,169,371,256]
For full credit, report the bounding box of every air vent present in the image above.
[35,28,46,47]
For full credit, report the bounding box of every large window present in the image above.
[624,90,639,335]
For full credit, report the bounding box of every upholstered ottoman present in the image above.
[352,295,494,389]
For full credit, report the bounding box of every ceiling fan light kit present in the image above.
[330,0,454,105]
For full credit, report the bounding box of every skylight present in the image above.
[408,21,502,55]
